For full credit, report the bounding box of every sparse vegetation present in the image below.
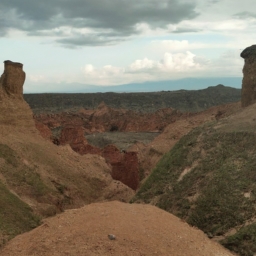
[0,144,52,198]
[0,181,40,247]
[24,85,241,114]
[132,123,256,255]
[0,144,19,167]
[220,224,256,256]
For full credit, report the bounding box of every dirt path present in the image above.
[1,201,235,256]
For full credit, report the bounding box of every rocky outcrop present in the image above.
[33,103,191,191]
[58,126,103,155]
[0,60,35,130]
[35,121,52,140]
[102,145,139,190]
[41,122,140,190]
[241,45,256,107]
[0,60,25,98]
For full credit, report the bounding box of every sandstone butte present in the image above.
[0,60,237,255]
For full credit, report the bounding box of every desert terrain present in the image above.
[0,60,248,255]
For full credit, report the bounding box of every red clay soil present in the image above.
[102,145,139,190]
[48,125,140,190]
[0,201,235,256]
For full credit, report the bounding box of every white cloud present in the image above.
[128,51,202,73]
[160,51,201,71]
[84,64,95,74]
[28,74,45,82]
[129,58,155,72]
[79,51,206,85]
[77,47,245,87]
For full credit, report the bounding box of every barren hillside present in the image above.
[0,201,234,256]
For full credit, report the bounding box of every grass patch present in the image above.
[1,165,51,198]
[132,124,256,253]
[0,143,53,199]
[0,181,40,246]
[0,144,19,167]
[131,126,202,204]
[220,224,256,256]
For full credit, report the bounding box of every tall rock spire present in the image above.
[0,60,26,99]
[240,45,256,107]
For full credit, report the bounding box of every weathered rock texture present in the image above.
[58,131,140,190]
[34,103,180,190]
[102,145,139,190]
[241,45,256,107]
[0,60,35,129]
[0,60,25,98]
[0,60,135,236]
[34,102,183,135]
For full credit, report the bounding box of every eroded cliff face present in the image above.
[33,103,196,191]
[102,145,139,190]
[0,60,35,130]
[57,127,140,190]
[241,45,256,107]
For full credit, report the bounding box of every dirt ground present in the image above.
[0,201,235,256]
[86,132,160,150]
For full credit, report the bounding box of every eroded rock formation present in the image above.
[102,145,139,190]
[241,45,256,107]
[36,120,140,190]
[34,103,180,190]
[0,60,25,98]
[34,102,183,135]
[0,60,35,130]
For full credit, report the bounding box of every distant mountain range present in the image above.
[24,77,242,93]
[24,84,241,114]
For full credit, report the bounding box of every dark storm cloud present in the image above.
[56,33,126,48]
[173,27,202,33]
[0,0,199,46]
[233,11,256,19]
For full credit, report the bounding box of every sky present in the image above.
[0,0,255,93]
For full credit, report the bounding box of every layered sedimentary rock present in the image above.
[240,45,256,107]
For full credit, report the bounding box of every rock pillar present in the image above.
[0,60,26,98]
[240,45,256,107]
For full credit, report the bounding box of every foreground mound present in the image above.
[0,201,233,256]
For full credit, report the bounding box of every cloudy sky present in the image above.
[0,0,255,92]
